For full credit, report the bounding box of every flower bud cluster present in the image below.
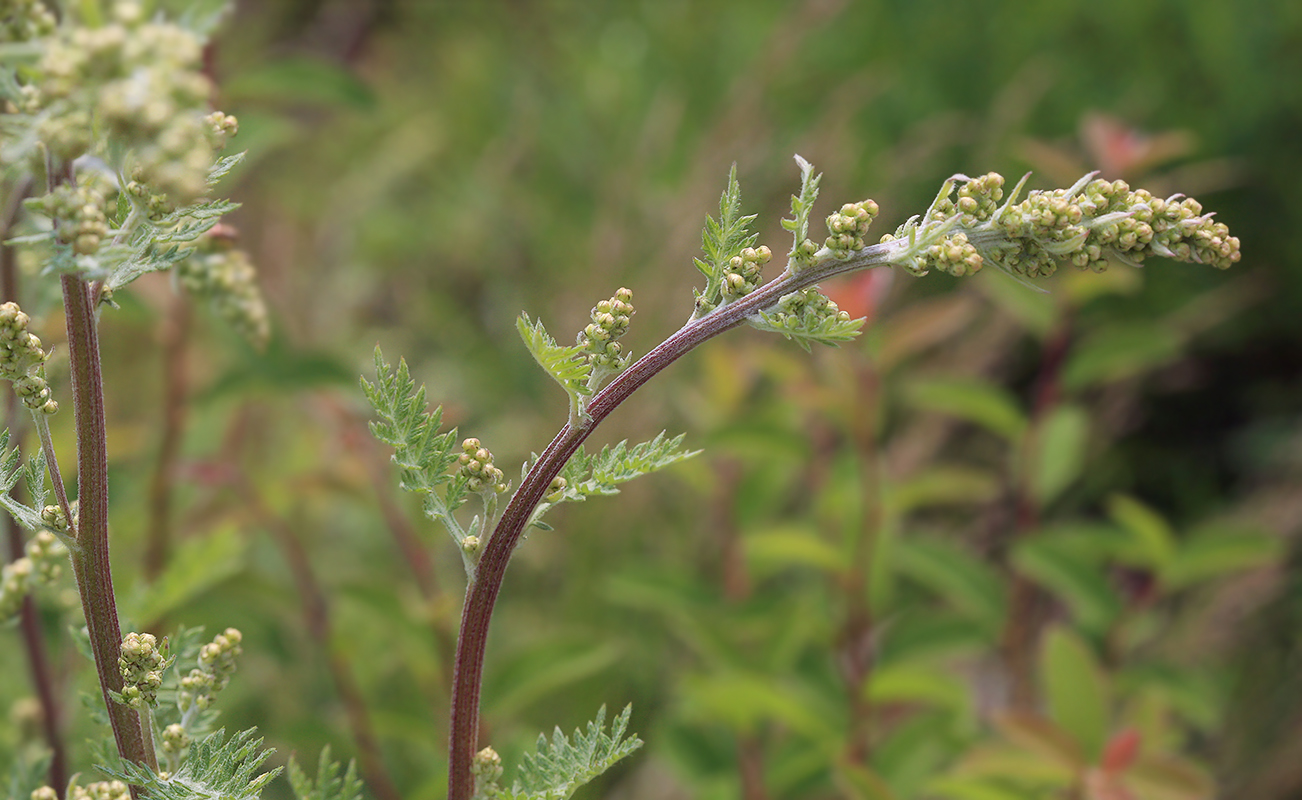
[459,438,508,494]
[162,722,191,756]
[179,627,243,712]
[0,558,34,621]
[887,172,1241,280]
[46,780,131,800]
[472,746,504,790]
[33,2,234,209]
[993,177,1240,276]
[767,287,853,331]
[0,302,57,415]
[722,246,772,298]
[545,476,568,503]
[175,228,272,350]
[118,631,166,709]
[825,200,879,255]
[0,532,68,621]
[1,0,55,43]
[40,504,73,532]
[578,287,635,371]
[33,182,111,255]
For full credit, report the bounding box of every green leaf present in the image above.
[287,746,363,800]
[1028,404,1089,506]
[1107,494,1176,569]
[679,672,834,741]
[743,524,845,575]
[691,164,759,317]
[888,466,1001,514]
[1040,627,1110,761]
[485,639,623,719]
[866,663,968,716]
[516,313,592,412]
[130,526,247,623]
[360,348,467,534]
[488,705,643,800]
[0,429,41,531]
[1062,322,1183,390]
[749,288,866,350]
[223,56,376,110]
[783,154,822,258]
[1011,538,1121,635]
[836,762,900,800]
[1160,526,1282,590]
[904,377,1027,440]
[893,538,1006,637]
[102,728,280,800]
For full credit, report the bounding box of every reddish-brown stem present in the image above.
[446,242,901,799]
[61,274,154,783]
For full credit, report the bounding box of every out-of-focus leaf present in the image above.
[1062,323,1183,390]
[744,524,844,575]
[679,672,835,742]
[904,377,1028,440]
[976,269,1057,336]
[992,712,1085,772]
[483,638,622,718]
[894,537,1006,637]
[1126,753,1215,800]
[924,776,1037,800]
[1107,494,1177,569]
[130,526,247,623]
[877,295,981,370]
[873,712,958,797]
[1029,405,1089,506]
[954,741,1075,785]
[224,57,375,109]
[836,761,900,800]
[866,664,968,716]
[889,466,1002,514]
[1011,538,1121,635]
[1160,526,1282,590]
[877,614,988,666]
[1040,628,1109,761]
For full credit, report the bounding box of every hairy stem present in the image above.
[61,274,154,782]
[446,242,902,798]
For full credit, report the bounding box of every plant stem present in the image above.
[61,274,154,783]
[446,242,903,799]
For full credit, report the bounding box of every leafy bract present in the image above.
[691,164,759,318]
[102,728,280,800]
[485,705,643,800]
[526,432,698,531]
[517,313,593,423]
[287,746,363,800]
[0,429,42,531]
[360,347,468,538]
[780,154,822,261]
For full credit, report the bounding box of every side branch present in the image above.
[445,243,899,798]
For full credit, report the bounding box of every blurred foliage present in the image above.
[4,0,1302,799]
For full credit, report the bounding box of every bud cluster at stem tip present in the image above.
[826,200,879,256]
[0,302,57,415]
[178,627,243,712]
[118,632,167,710]
[459,438,508,494]
[578,287,635,372]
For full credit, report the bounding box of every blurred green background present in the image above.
[7,0,1302,798]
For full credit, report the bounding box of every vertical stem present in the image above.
[61,274,153,778]
[3,178,68,794]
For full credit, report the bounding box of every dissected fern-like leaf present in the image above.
[487,705,642,800]
[781,154,822,260]
[102,728,280,800]
[0,429,42,531]
[287,746,363,800]
[361,347,468,533]
[517,313,593,416]
[526,432,698,530]
[692,164,759,317]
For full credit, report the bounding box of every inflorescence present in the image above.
[878,171,1241,279]
[578,287,636,373]
[0,302,57,415]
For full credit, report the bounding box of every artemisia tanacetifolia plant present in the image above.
[0,3,1242,800]
[363,155,1239,798]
